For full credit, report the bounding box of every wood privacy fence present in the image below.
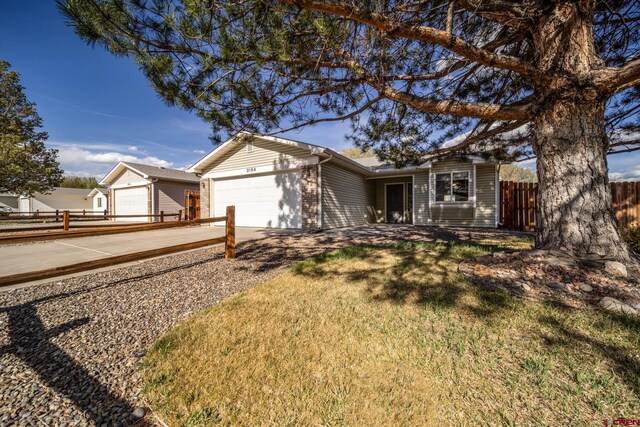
[500,181,640,231]
[0,206,236,287]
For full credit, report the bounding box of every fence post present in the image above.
[63,210,70,232]
[83,209,86,217]
[55,209,59,223]
[178,209,183,221]
[160,210,164,223]
[104,209,107,220]
[225,205,236,259]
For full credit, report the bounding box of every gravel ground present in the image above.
[0,225,528,426]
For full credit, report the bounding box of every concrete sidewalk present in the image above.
[0,225,289,285]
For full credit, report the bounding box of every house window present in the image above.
[246,141,253,153]
[435,171,469,202]
[97,197,102,208]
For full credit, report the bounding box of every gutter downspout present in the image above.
[496,162,502,228]
[150,178,158,222]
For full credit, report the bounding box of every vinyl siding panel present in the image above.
[111,169,148,186]
[204,139,314,173]
[321,162,375,228]
[414,172,430,225]
[474,164,497,227]
[153,180,199,216]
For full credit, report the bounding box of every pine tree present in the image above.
[59,0,640,261]
[0,61,63,195]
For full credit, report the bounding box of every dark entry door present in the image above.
[386,184,404,223]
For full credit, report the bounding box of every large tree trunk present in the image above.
[532,97,630,261]
[529,1,632,262]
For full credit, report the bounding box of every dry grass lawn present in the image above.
[142,239,640,426]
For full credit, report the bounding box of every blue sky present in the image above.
[1,1,638,180]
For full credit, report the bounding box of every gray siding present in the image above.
[321,162,375,228]
[204,138,314,174]
[153,180,200,216]
[474,164,497,227]
[112,169,147,186]
[374,176,413,223]
[414,172,430,225]
[426,160,496,228]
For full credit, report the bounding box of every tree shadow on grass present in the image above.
[291,241,521,320]
[291,241,640,393]
[537,314,640,394]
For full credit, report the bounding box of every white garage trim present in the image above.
[109,180,151,190]
[213,170,302,229]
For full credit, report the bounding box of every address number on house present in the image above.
[246,167,256,173]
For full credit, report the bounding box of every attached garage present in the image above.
[113,186,148,222]
[101,162,200,222]
[213,171,302,228]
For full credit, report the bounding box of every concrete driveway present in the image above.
[0,225,294,288]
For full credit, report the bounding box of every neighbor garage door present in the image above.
[213,171,302,228]
[114,186,149,222]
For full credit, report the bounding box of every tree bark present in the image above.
[532,97,630,261]
[529,1,632,263]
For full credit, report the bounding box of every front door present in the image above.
[386,184,404,223]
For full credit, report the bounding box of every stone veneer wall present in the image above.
[301,165,319,230]
[200,179,210,219]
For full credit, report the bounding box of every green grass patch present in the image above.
[143,237,639,426]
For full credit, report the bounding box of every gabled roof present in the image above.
[87,188,108,197]
[188,131,498,178]
[187,131,371,175]
[19,187,92,198]
[100,162,200,186]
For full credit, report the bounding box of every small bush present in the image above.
[622,224,640,254]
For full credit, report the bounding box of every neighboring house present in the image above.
[188,132,500,230]
[0,193,19,212]
[100,162,200,221]
[88,188,108,213]
[18,188,93,213]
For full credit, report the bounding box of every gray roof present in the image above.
[351,157,386,168]
[19,187,92,197]
[123,162,200,183]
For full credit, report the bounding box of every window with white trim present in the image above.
[246,141,253,153]
[97,197,102,208]
[435,171,469,202]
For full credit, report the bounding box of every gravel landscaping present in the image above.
[0,225,531,426]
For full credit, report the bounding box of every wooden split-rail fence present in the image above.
[0,206,236,287]
[500,180,640,231]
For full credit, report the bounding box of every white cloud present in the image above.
[609,169,640,181]
[55,144,173,177]
[128,145,143,152]
[193,149,207,154]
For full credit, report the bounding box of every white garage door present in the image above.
[214,171,302,228]
[114,186,149,222]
